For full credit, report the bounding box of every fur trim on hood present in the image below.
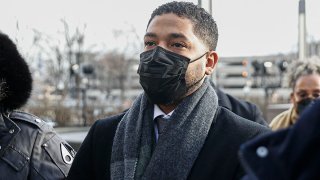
[0,32,32,111]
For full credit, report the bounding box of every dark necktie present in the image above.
[155,115,168,135]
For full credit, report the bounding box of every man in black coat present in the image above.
[68,2,270,180]
[0,32,75,179]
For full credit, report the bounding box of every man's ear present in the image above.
[290,92,295,104]
[205,50,218,75]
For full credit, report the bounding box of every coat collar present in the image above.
[209,81,232,110]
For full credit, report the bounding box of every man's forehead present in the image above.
[294,85,320,92]
[295,75,320,85]
[295,88,320,92]
[147,13,192,27]
[147,14,193,30]
[145,14,197,40]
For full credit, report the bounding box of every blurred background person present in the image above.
[0,32,75,179]
[239,98,320,180]
[270,56,320,130]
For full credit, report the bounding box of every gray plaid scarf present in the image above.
[110,79,218,180]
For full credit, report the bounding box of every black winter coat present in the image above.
[0,111,76,180]
[239,99,320,180]
[68,106,270,180]
[212,81,267,126]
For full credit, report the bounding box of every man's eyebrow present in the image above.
[169,33,188,40]
[144,32,189,41]
[144,32,157,38]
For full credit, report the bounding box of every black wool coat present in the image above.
[68,106,270,180]
[211,81,267,126]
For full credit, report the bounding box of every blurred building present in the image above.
[308,40,320,57]
[216,53,296,99]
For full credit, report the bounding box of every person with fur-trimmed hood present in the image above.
[0,32,75,179]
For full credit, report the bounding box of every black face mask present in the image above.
[296,98,314,114]
[137,46,206,104]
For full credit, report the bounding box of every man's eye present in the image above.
[297,93,307,98]
[171,42,187,48]
[313,93,320,98]
[144,41,156,47]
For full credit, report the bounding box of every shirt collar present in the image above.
[153,104,174,120]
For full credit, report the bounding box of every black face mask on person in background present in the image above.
[296,98,315,114]
[137,46,207,105]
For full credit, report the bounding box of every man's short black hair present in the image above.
[0,32,32,111]
[147,1,218,51]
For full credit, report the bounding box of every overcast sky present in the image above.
[1,0,319,57]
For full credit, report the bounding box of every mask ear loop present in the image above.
[189,51,209,85]
[186,52,209,91]
[190,52,208,63]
